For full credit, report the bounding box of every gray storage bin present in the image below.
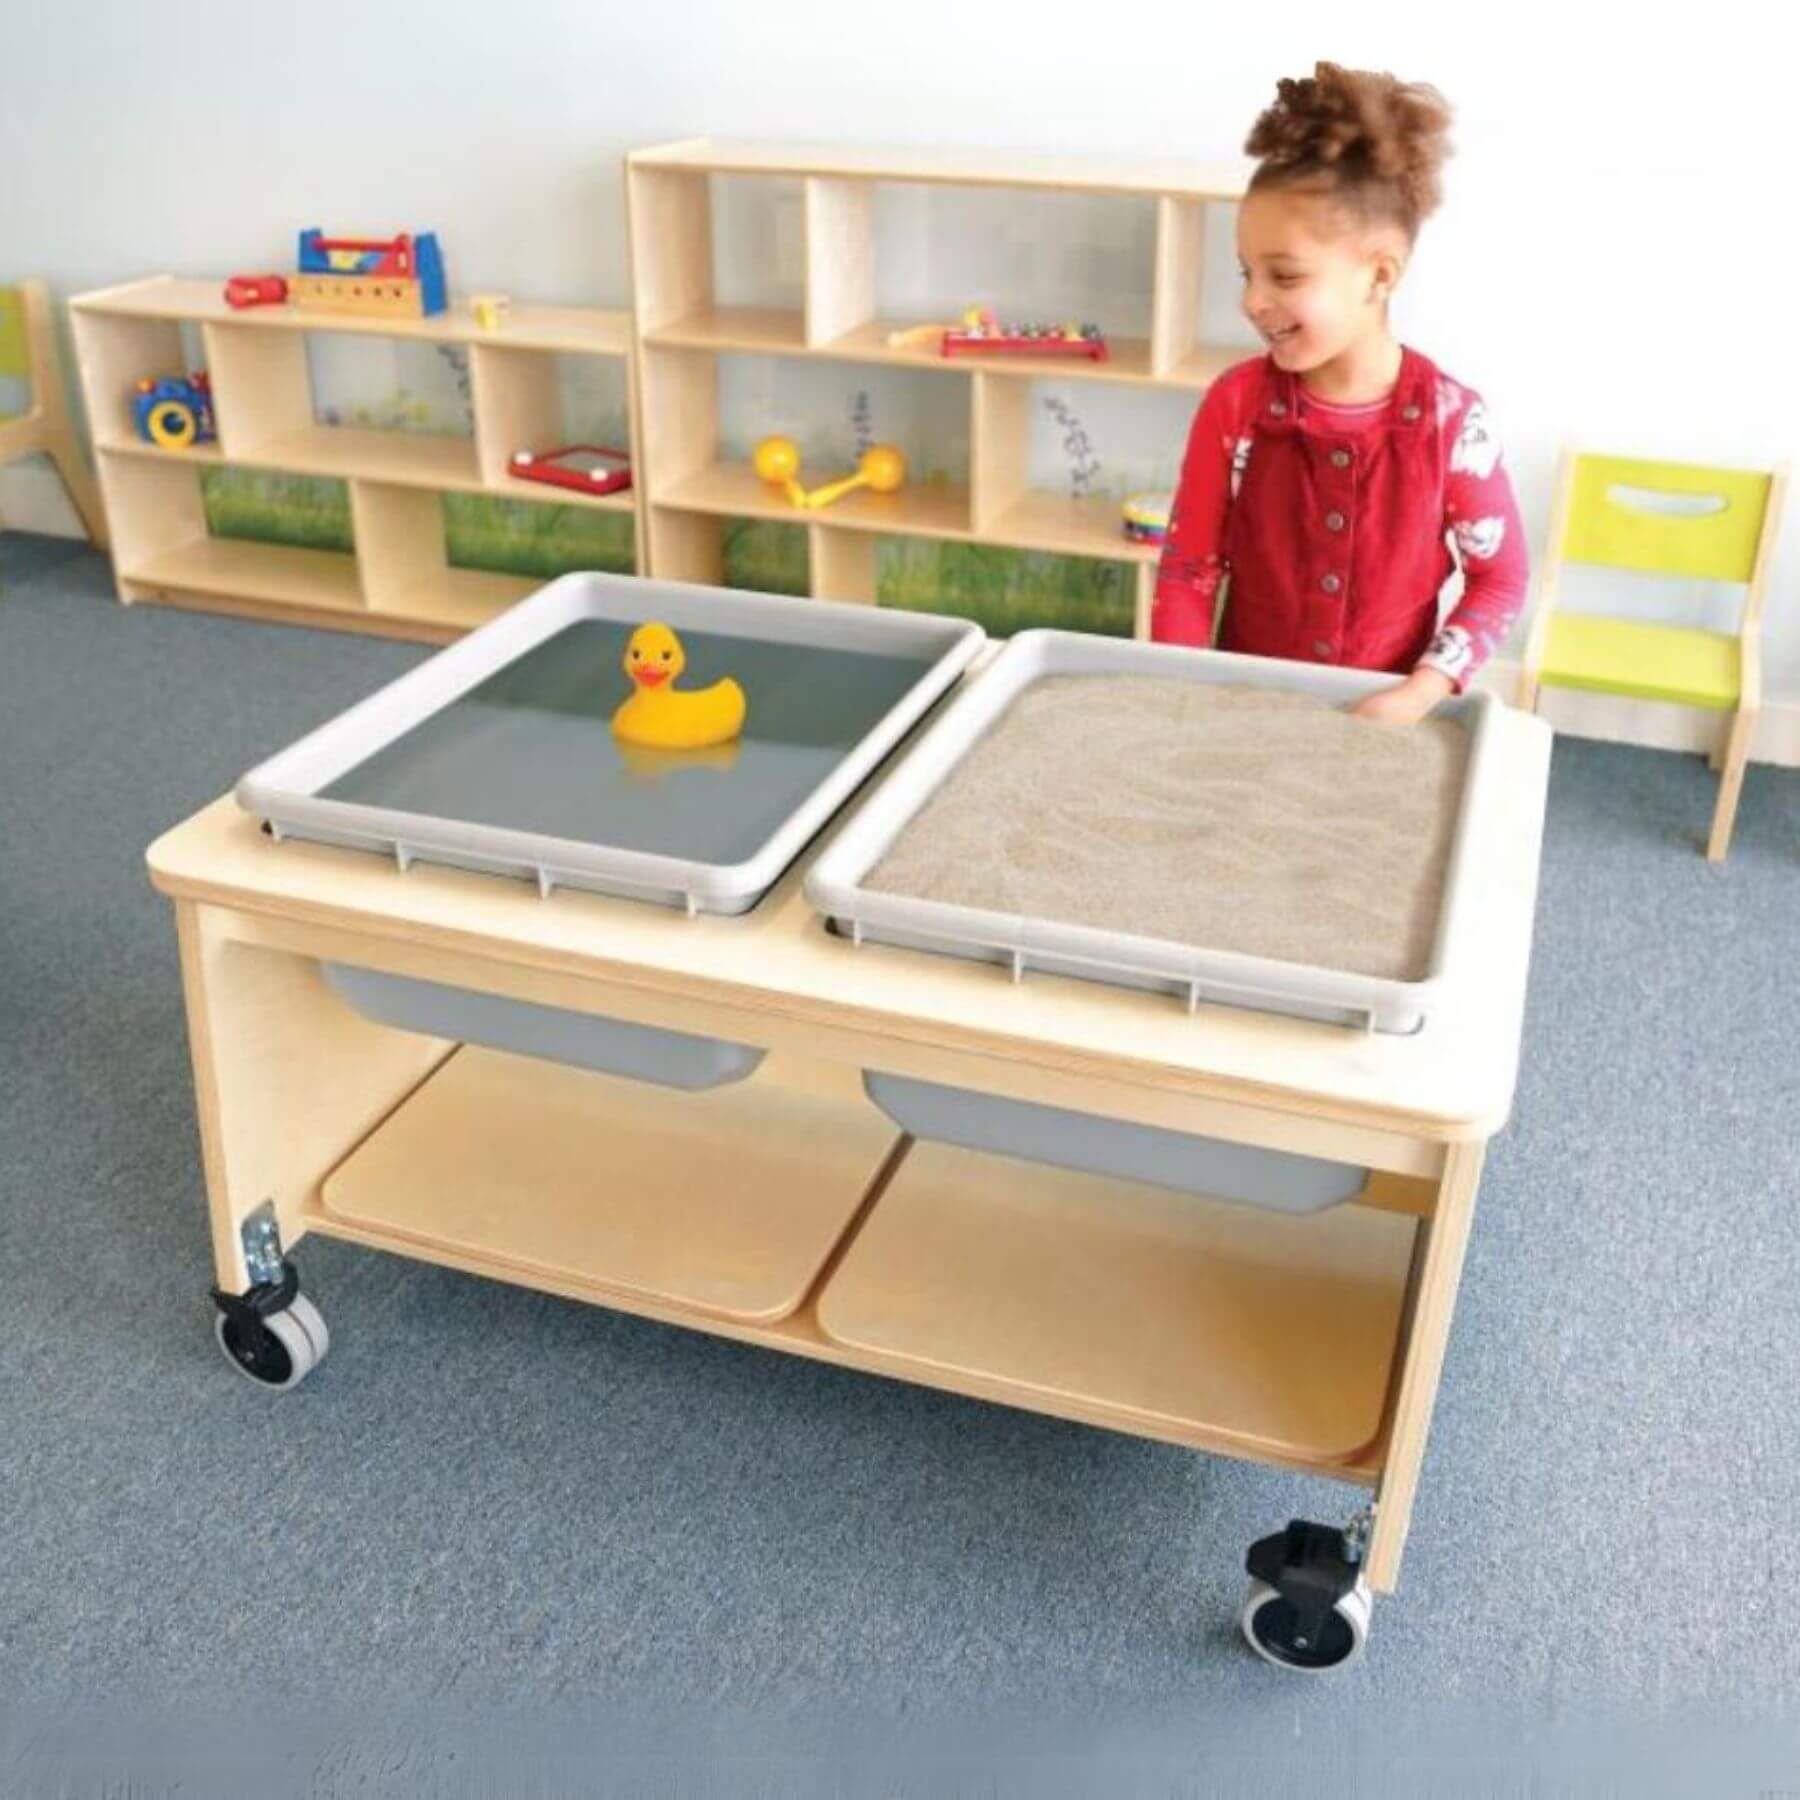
[323,963,764,1090]
[864,1071,1367,1214]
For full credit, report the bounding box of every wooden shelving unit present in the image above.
[625,140,1249,633]
[69,276,640,643]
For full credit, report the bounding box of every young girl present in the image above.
[1153,62,1528,725]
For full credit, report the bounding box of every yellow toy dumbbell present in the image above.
[752,435,809,507]
[803,444,907,509]
[752,436,907,511]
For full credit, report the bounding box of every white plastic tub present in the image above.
[807,630,1502,1034]
[238,571,985,916]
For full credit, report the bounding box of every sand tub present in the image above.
[806,630,1500,1036]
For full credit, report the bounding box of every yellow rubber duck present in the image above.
[612,622,746,752]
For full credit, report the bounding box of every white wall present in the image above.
[6,0,1797,705]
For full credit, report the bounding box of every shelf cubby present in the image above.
[467,344,630,497]
[646,511,814,598]
[104,451,365,623]
[72,276,641,639]
[641,334,973,582]
[201,319,313,458]
[72,310,208,451]
[868,180,1156,342]
[975,370,1196,555]
[347,480,524,628]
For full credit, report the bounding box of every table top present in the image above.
[147,705,1552,1142]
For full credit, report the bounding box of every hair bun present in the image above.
[1246,61,1454,230]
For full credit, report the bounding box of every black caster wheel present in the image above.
[1240,1518,1373,1673]
[209,1263,330,1391]
[1240,1575,1371,1672]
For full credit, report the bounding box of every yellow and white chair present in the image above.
[1517,449,1788,862]
[0,278,108,549]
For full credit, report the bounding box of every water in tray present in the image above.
[321,621,935,864]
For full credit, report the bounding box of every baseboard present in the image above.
[7,459,1797,771]
[1474,661,1800,769]
[0,460,84,538]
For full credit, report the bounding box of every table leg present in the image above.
[1363,1138,1486,1594]
[172,901,453,1290]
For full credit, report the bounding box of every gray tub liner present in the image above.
[806,630,1503,1035]
[864,1072,1366,1213]
[322,964,765,1090]
[237,571,985,917]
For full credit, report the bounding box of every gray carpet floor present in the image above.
[3,531,1799,1791]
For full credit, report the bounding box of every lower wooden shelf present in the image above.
[306,1037,1403,1480]
[817,1141,1416,1470]
[99,431,638,515]
[656,464,1156,569]
[319,1046,902,1326]
[124,536,363,614]
[985,491,1159,564]
[119,536,545,641]
[659,460,972,540]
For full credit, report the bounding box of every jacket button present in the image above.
[1330,448,1351,468]
[1269,399,1287,415]
[1313,639,1333,657]
[1401,403,1421,421]
[1326,510,1346,531]
[1321,573,1341,593]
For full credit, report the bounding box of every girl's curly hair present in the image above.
[1245,62,1454,244]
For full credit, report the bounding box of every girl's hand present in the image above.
[1350,667,1454,726]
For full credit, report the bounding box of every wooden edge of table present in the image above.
[144,702,1552,1148]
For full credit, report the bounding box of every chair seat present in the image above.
[1541,613,1741,710]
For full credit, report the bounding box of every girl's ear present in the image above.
[1370,240,1409,302]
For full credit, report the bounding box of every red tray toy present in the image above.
[508,446,633,497]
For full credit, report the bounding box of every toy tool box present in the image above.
[291,230,448,319]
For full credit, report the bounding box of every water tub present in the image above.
[238,570,985,916]
[239,570,983,1084]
